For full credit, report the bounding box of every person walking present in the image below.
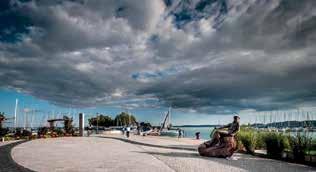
[178,128,182,138]
[126,126,130,138]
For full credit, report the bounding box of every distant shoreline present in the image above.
[173,125,219,128]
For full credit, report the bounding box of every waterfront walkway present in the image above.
[4,135,316,172]
[0,140,33,172]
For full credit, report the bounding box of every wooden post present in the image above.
[79,113,84,136]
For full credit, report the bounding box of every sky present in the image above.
[1,0,316,127]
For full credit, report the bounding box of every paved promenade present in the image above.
[0,140,33,172]
[8,136,316,172]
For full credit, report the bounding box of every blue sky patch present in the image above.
[0,0,33,43]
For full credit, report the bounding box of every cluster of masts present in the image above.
[245,110,315,125]
[236,110,316,132]
[3,99,316,130]
[3,99,79,130]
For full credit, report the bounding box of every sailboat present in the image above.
[159,107,179,137]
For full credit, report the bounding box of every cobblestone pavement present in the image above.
[0,141,33,172]
[11,137,316,172]
[12,137,174,172]
[99,135,316,172]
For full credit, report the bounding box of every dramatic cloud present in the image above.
[1,0,316,113]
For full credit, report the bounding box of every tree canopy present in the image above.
[0,112,7,136]
[63,116,74,134]
[88,112,137,127]
[114,112,136,126]
[88,114,113,127]
[0,112,6,129]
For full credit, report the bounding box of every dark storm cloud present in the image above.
[139,57,316,112]
[0,0,316,113]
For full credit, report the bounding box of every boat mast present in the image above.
[168,107,171,127]
[14,99,18,131]
[160,110,169,131]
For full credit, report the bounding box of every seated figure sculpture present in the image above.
[198,116,240,158]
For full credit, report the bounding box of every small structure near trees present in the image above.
[47,116,74,135]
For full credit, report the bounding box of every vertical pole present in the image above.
[96,113,99,134]
[14,99,18,132]
[24,111,26,129]
[169,107,171,127]
[79,113,84,136]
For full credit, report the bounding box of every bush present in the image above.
[14,128,22,138]
[289,132,312,162]
[264,132,290,159]
[236,127,268,154]
[22,130,32,137]
[38,127,49,136]
[13,129,33,140]
[237,131,257,154]
[312,139,316,152]
[53,128,64,136]
[255,132,267,149]
[0,128,9,137]
[4,133,15,141]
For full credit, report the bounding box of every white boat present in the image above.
[159,107,179,137]
[140,129,153,136]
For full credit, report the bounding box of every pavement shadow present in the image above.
[99,136,315,172]
[136,150,316,172]
[0,141,34,172]
[97,136,197,151]
[135,151,202,158]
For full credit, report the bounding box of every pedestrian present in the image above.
[126,126,130,138]
[178,128,182,138]
[195,132,200,140]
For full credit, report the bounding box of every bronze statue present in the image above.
[198,116,240,158]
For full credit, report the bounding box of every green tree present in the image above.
[0,112,8,137]
[114,112,136,126]
[88,114,113,127]
[0,112,5,129]
[63,116,74,134]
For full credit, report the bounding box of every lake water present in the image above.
[179,127,316,140]
[179,127,215,140]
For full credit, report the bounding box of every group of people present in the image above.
[198,115,240,158]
